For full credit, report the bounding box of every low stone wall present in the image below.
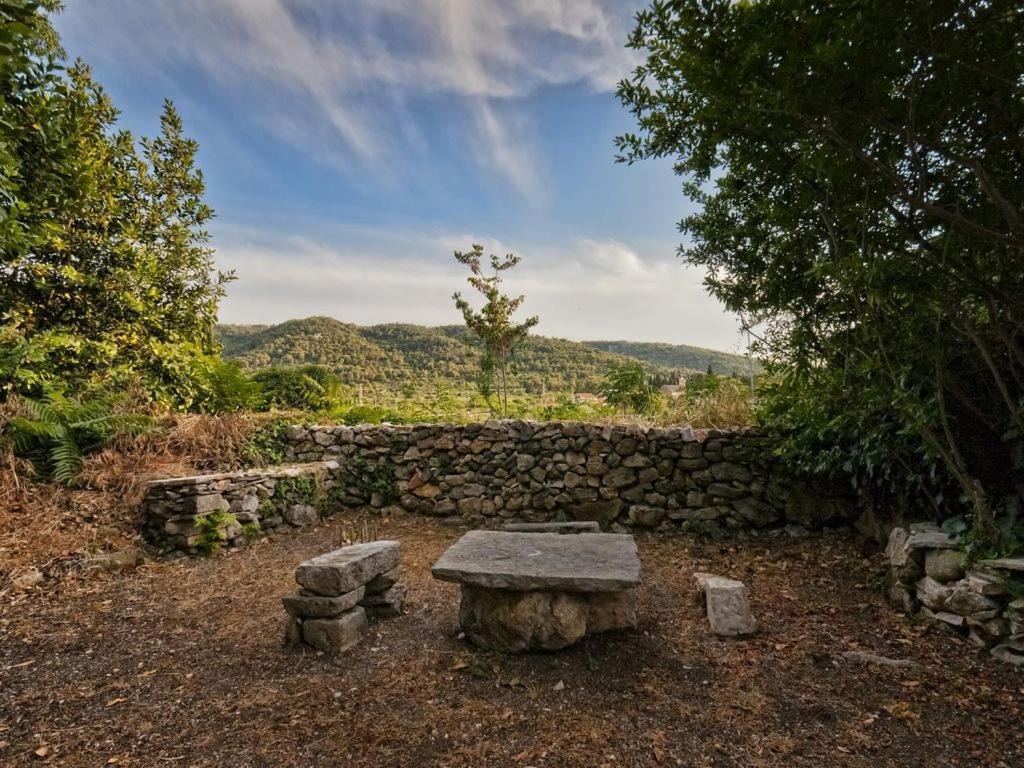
[285,421,853,530]
[142,463,338,552]
[141,421,855,554]
[884,524,1023,666]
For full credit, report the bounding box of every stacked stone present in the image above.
[141,463,337,553]
[283,540,405,654]
[144,421,858,555]
[884,524,1024,667]
[284,421,854,536]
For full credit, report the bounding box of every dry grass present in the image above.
[0,411,268,585]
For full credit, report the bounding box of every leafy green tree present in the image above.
[618,0,1024,550]
[452,244,539,417]
[0,2,232,406]
[600,361,659,415]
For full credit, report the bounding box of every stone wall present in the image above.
[883,524,1023,667]
[141,421,855,554]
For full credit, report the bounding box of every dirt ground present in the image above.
[1,514,1021,768]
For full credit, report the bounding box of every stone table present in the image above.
[431,530,642,652]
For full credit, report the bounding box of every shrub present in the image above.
[251,365,347,411]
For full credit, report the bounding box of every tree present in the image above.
[618,0,1024,551]
[0,2,232,406]
[600,361,659,415]
[453,244,538,417]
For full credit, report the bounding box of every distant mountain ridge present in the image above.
[216,316,756,392]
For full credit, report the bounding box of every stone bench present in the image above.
[431,530,642,652]
[283,540,406,654]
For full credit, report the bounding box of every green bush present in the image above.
[251,365,347,411]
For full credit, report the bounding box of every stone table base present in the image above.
[458,585,637,652]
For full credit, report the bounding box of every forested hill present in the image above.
[216,317,754,392]
[583,340,760,376]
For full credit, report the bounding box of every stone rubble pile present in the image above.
[283,540,405,654]
[884,523,1024,666]
[693,572,757,636]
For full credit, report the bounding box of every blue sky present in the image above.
[54,0,743,351]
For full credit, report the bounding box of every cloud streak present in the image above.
[59,0,639,195]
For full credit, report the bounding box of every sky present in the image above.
[54,0,743,352]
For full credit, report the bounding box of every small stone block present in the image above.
[694,572,756,637]
[283,586,365,618]
[296,541,401,596]
[360,583,407,618]
[364,566,403,594]
[301,607,368,654]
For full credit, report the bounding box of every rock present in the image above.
[583,589,638,633]
[567,499,621,530]
[694,572,756,637]
[906,530,957,550]
[284,504,319,527]
[884,527,913,566]
[360,583,407,617]
[301,607,369,654]
[921,607,965,628]
[83,548,144,573]
[915,576,953,611]
[884,577,918,614]
[283,614,303,646]
[990,642,1024,667]
[456,585,635,651]
[628,505,666,527]
[189,494,230,515]
[963,569,1008,596]
[431,531,642,592]
[458,586,587,652]
[12,568,44,591]
[295,541,401,596]
[710,462,753,483]
[364,566,403,593]
[943,580,1000,617]
[979,556,1024,572]
[603,466,636,489]
[283,586,365,618]
[499,521,600,534]
[924,549,964,582]
[841,650,921,670]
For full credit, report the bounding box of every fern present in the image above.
[3,389,156,484]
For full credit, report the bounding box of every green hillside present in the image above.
[583,340,760,376]
[215,317,753,392]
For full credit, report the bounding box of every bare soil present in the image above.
[1,514,1021,768]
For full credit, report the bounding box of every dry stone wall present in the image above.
[141,421,855,554]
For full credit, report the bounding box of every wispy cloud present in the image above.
[213,225,743,350]
[59,0,639,195]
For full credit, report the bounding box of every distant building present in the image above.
[658,373,689,399]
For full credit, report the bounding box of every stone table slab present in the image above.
[431,531,641,593]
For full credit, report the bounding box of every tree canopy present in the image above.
[619,0,1024,551]
[1,0,232,406]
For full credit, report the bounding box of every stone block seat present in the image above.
[283,540,407,654]
[431,530,642,652]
